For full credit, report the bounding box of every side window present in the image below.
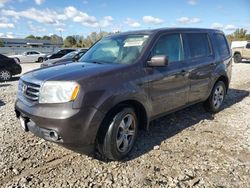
[32,51,39,54]
[214,33,230,58]
[26,52,31,55]
[186,33,211,59]
[246,43,250,49]
[152,34,184,63]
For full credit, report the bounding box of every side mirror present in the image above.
[147,55,168,67]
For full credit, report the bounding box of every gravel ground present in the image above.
[0,62,250,188]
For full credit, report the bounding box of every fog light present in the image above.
[49,131,59,141]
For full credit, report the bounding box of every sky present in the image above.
[0,0,249,38]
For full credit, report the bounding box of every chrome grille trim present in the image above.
[18,79,41,102]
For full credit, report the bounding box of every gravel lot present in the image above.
[0,62,250,188]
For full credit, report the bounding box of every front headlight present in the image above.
[39,81,80,104]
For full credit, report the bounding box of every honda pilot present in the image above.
[15,28,232,160]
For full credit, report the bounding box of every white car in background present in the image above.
[9,51,46,63]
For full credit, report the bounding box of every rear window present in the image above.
[186,33,211,59]
[214,33,230,58]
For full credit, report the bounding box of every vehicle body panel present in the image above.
[15,28,232,155]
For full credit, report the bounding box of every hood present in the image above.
[21,62,119,83]
[42,58,61,65]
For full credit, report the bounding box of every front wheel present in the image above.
[234,53,242,63]
[204,81,226,113]
[97,107,138,160]
[38,57,43,63]
[0,69,12,82]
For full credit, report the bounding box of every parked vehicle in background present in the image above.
[9,51,46,63]
[44,49,76,61]
[231,41,250,63]
[0,54,22,81]
[15,28,232,160]
[40,49,88,68]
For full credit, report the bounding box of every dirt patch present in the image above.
[0,62,249,187]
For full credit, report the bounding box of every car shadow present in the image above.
[0,83,11,87]
[125,88,249,161]
[238,60,250,64]
[11,76,20,81]
[0,99,5,107]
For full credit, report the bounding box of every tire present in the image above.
[204,81,226,113]
[234,53,242,63]
[15,58,20,63]
[97,107,138,160]
[38,57,43,63]
[0,69,12,82]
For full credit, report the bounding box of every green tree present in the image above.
[25,35,36,39]
[227,28,250,43]
[64,36,77,47]
[50,34,63,44]
[0,40,4,47]
[42,35,51,40]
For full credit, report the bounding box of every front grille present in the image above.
[18,80,40,102]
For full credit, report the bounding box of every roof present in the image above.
[110,27,223,37]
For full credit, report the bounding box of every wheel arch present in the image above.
[233,51,241,56]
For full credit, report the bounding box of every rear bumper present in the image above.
[12,65,22,75]
[15,99,104,155]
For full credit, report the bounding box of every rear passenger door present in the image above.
[148,33,190,116]
[183,33,216,103]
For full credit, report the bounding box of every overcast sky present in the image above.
[0,0,249,38]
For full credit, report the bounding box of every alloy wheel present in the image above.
[116,114,136,153]
[213,84,225,109]
[0,70,11,81]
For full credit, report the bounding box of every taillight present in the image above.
[14,58,20,64]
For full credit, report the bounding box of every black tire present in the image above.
[204,81,226,113]
[234,53,242,63]
[15,58,20,63]
[38,57,43,63]
[97,107,138,160]
[0,69,12,82]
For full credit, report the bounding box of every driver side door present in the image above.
[148,33,190,117]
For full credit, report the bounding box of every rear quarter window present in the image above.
[214,33,230,58]
[185,33,212,59]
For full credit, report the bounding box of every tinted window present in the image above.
[152,34,184,63]
[246,43,250,49]
[31,51,39,54]
[214,33,230,58]
[186,33,211,59]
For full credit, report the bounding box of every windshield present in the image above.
[79,34,149,64]
[63,51,78,59]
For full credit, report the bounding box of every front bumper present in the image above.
[15,99,104,155]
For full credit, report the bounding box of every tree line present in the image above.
[0,28,250,48]
[23,28,250,48]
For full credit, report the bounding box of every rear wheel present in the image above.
[97,107,138,160]
[204,81,226,113]
[234,53,242,63]
[0,69,12,82]
[38,57,43,63]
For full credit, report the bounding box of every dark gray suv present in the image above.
[15,28,232,160]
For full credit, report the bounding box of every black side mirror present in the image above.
[147,55,168,67]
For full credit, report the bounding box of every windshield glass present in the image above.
[63,51,78,59]
[79,34,149,64]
